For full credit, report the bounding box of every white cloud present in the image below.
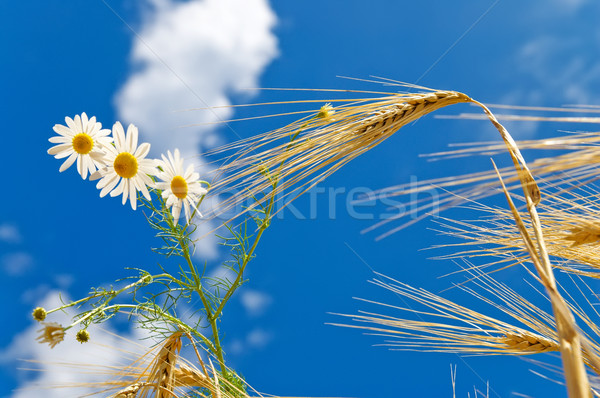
[191,220,220,260]
[1,291,154,398]
[506,0,600,107]
[2,252,34,276]
[548,0,589,13]
[498,11,600,139]
[246,327,272,348]
[240,289,272,317]
[0,223,21,244]
[115,0,278,161]
[228,327,273,355]
[115,0,278,258]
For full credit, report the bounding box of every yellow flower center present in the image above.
[171,176,188,199]
[114,153,138,179]
[72,133,94,154]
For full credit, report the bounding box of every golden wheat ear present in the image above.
[206,89,474,223]
[205,86,540,234]
[331,269,561,355]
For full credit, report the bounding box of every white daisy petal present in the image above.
[90,170,103,182]
[134,142,150,159]
[113,122,126,151]
[129,181,137,210]
[187,197,203,218]
[81,113,89,128]
[53,124,74,137]
[76,155,84,179]
[183,201,191,223]
[172,201,182,223]
[82,156,92,180]
[59,152,78,172]
[166,195,177,207]
[184,164,194,179]
[89,151,106,162]
[111,178,126,198]
[89,122,101,137]
[48,143,72,156]
[74,114,83,133]
[138,172,155,188]
[122,180,130,205]
[138,180,151,201]
[65,116,77,131]
[49,136,70,144]
[126,124,138,153]
[99,174,120,197]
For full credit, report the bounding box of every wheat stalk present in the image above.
[492,161,594,397]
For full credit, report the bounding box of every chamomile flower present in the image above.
[156,149,208,224]
[48,113,112,179]
[90,122,157,210]
[36,322,65,349]
[32,307,47,322]
[75,329,90,343]
[316,103,335,122]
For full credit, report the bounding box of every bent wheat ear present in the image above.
[209,90,472,221]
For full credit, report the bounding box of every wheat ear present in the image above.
[209,90,472,221]
[502,332,559,353]
[114,382,144,398]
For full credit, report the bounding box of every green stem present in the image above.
[212,190,276,321]
[157,190,228,375]
[65,304,138,330]
[212,119,309,325]
[47,273,168,316]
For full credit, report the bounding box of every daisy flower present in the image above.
[48,113,112,179]
[156,149,208,224]
[36,322,65,349]
[90,122,157,210]
[316,103,335,122]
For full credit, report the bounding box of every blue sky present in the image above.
[2,0,600,397]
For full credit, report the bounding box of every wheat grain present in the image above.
[114,383,143,398]
[172,363,212,389]
[565,222,600,247]
[502,332,559,353]
[151,332,182,398]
